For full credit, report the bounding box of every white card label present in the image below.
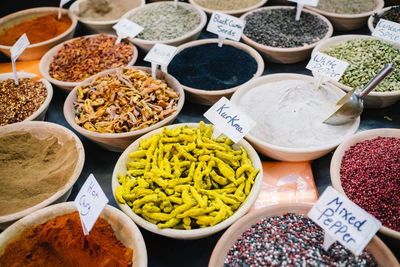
[306,52,349,81]
[60,0,71,6]
[289,0,319,6]
[372,19,400,44]
[144,43,178,66]
[308,186,381,256]
[206,12,245,42]
[10,33,30,61]
[203,97,256,143]
[74,174,109,235]
[113,18,143,40]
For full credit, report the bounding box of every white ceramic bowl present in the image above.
[0,72,53,125]
[39,33,138,92]
[0,7,77,61]
[161,38,264,105]
[209,203,400,267]
[111,122,263,239]
[312,34,400,108]
[330,128,400,240]
[189,0,267,17]
[305,0,384,31]
[64,66,185,152]
[368,5,399,33]
[240,6,333,64]
[230,73,360,161]
[0,202,147,267]
[121,1,207,51]
[0,121,85,229]
[69,0,145,34]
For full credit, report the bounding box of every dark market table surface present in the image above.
[1,2,399,266]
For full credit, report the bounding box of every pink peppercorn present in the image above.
[340,136,400,232]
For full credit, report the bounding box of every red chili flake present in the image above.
[340,136,400,232]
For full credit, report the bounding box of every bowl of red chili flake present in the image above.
[331,128,400,240]
[0,72,53,126]
[39,33,138,92]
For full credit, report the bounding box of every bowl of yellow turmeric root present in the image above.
[112,122,263,239]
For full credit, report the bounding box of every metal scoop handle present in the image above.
[359,63,395,99]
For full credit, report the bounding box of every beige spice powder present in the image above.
[0,131,78,216]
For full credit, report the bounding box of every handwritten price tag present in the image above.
[74,174,109,235]
[113,18,143,44]
[10,34,30,85]
[289,0,319,6]
[308,186,381,255]
[372,19,400,44]
[207,12,245,44]
[203,97,256,143]
[306,52,349,81]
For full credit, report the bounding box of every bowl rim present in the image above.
[161,38,264,96]
[121,1,207,46]
[63,66,185,139]
[39,33,138,90]
[0,72,53,124]
[0,121,85,224]
[367,5,399,33]
[69,0,146,25]
[305,0,384,19]
[0,7,77,49]
[239,6,334,52]
[188,0,268,16]
[111,122,263,239]
[0,202,148,267]
[311,34,400,97]
[330,128,400,240]
[230,73,360,153]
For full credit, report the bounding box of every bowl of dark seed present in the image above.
[162,38,264,105]
[209,203,400,266]
[240,6,333,64]
[0,72,53,127]
[188,0,267,17]
[330,129,400,240]
[39,33,138,92]
[312,35,400,108]
[122,2,207,51]
[305,0,384,31]
[368,5,400,33]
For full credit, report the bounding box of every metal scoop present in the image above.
[323,63,395,125]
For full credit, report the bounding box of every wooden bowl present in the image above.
[161,39,264,105]
[0,202,147,267]
[330,128,400,240]
[312,34,400,108]
[39,33,138,92]
[188,0,268,17]
[0,7,77,61]
[368,5,398,33]
[240,6,333,64]
[209,203,399,266]
[111,122,263,239]
[69,0,145,34]
[0,121,85,229]
[0,72,53,125]
[230,73,360,161]
[64,66,185,152]
[121,2,207,51]
[305,0,384,31]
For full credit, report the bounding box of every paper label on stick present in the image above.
[144,43,177,66]
[113,18,143,40]
[206,12,245,42]
[203,97,256,143]
[10,34,30,61]
[288,0,319,6]
[372,19,400,44]
[74,174,109,235]
[308,186,381,256]
[306,52,349,81]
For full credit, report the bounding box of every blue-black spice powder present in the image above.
[167,43,258,91]
[224,213,377,267]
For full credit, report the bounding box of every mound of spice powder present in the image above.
[0,211,133,267]
[0,78,47,126]
[373,6,400,27]
[193,0,260,11]
[340,137,400,232]
[225,213,377,266]
[316,0,377,14]
[167,43,258,90]
[243,8,329,48]
[0,14,71,46]
[49,34,134,82]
